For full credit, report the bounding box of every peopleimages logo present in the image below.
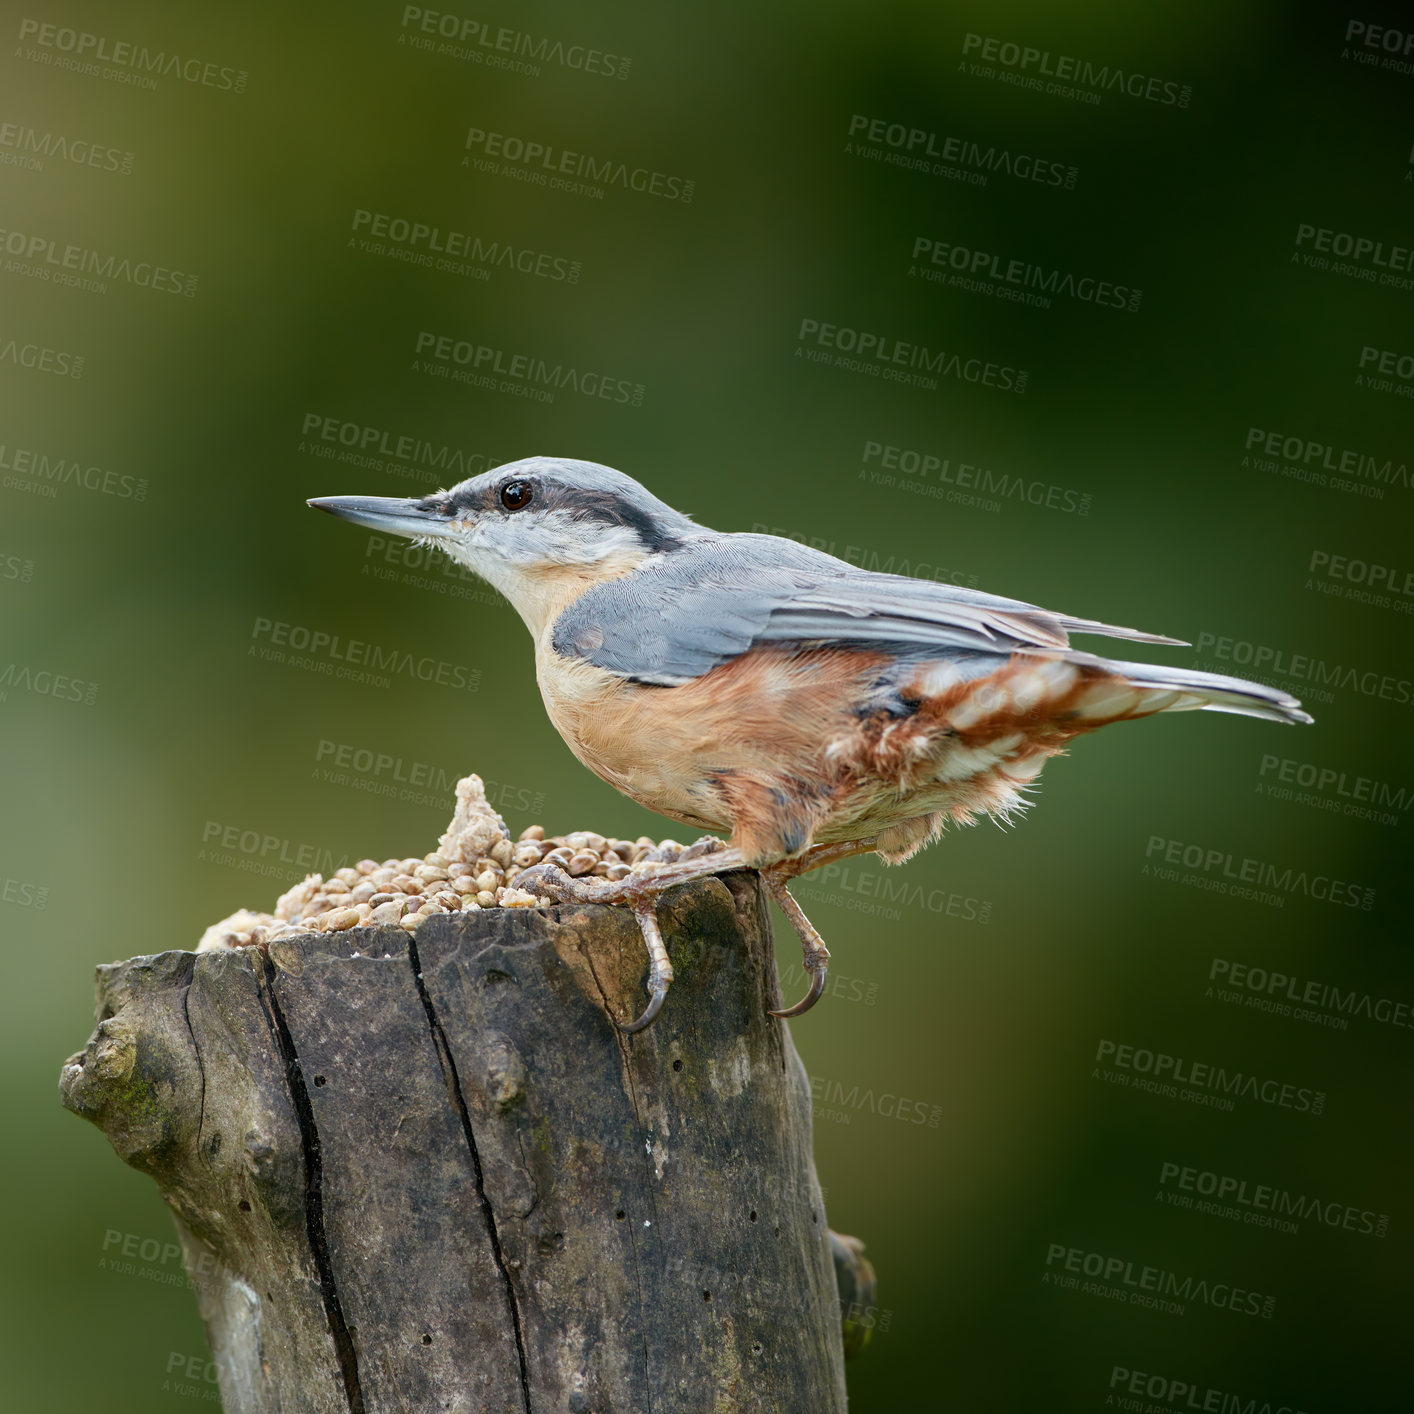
[413,330,646,406]
[1293,222,1414,291]
[960,33,1192,106]
[0,440,148,500]
[795,317,1026,393]
[463,126,692,201]
[249,617,481,692]
[1192,628,1412,710]
[0,118,134,175]
[0,337,83,377]
[15,18,249,92]
[399,7,631,80]
[349,209,581,283]
[0,226,198,295]
[909,235,1141,312]
[1094,1038,1325,1115]
[1043,1243,1274,1319]
[1257,751,1410,825]
[1143,833,1376,910]
[858,439,1091,516]
[845,114,1078,188]
[298,412,502,487]
[1107,1365,1310,1414]
[1210,957,1414,1033]
[1243,425,1410,495]
[1157,1159,1390,1239]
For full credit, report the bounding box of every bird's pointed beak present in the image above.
[306,494,458,540]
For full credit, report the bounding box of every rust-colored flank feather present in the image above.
[540,642,1195,870]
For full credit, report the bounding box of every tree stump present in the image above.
[59,872,850,1413]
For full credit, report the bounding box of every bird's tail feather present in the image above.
[1070,652,1314,726]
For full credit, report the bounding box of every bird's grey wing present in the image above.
[551,533,1183,686]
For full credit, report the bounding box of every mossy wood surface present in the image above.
[59,873,847,1414]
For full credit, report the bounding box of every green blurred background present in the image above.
[3,1,1411,1408]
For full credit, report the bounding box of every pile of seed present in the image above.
[196,773,699,953]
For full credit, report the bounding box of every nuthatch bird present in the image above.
[310,457,1312,1031]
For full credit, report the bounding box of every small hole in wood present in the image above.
[811,1212,817,1223]
[751,1341,763,1356]
[702,1290,711,1302]
[238,1200,252,1213]
[749,1210,757,1222]
[313,1076,326,1087]
[421,1334,432,1345]
[672,1059,683,1072]
[616,1210,626,1221]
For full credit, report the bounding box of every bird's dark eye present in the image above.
[499,479,533,511]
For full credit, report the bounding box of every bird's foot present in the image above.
[516,836,877,1031]
[515,843,749,1033]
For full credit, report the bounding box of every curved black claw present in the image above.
[770,963,828,1019]
[619,984,669,1034]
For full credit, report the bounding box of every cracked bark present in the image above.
[59,874,849,1413]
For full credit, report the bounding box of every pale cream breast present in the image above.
[533,645,729,830]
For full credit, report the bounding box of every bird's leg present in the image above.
[771,837,881,881]
[620,899,673,1035]
[757,837,882,1018]
[759,868,830,1018]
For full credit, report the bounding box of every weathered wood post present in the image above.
[60,871,850,1413]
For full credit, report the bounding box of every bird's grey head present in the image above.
[309,456,705,628]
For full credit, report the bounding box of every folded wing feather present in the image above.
[552,532,1186,686]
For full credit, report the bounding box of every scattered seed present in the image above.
[192,774,694,952]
